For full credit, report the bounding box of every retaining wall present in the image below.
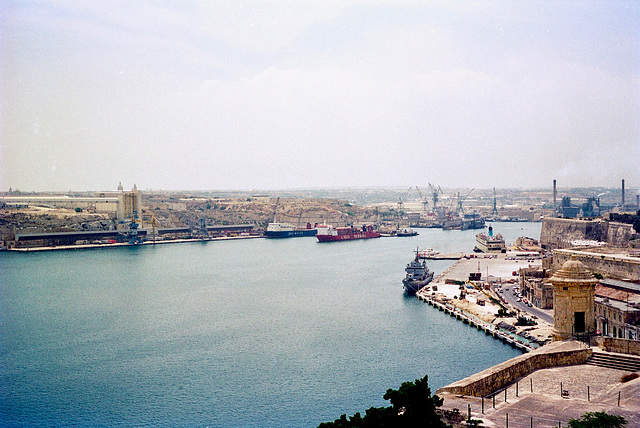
[540,218,634,249]
[436,341,592,397]
[593,336,640,356]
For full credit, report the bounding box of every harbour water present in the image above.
[0,222,540,427]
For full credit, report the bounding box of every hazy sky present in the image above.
[1,1,639,192]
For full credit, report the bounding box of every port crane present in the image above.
[270,197,280,224]
[397,186,412,212]
[428,183,443,213]
[457,188,474,214]
[492,188,498,216]
[415,186,429,215]
[137,213,160,243]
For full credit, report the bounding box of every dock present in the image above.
[418,251,500,260]
[418,252,467,260]
[416,291,535,352]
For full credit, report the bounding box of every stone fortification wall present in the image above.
[594,337,640,356]
[553,249,640,281]
[436,341,591,397]
[540,218,633,249]
[607,222,636,246]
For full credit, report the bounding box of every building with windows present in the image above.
[594,279,640,340]
[519,267,553,309]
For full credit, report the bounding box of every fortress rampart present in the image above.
[436,341,591,397]
[540,218,634,248]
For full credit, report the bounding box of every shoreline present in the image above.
[417,253,553,350]
[5,234,261,252]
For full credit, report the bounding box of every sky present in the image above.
[1,1,639,192]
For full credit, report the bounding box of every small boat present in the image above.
[396,228,418,237]
[402,248,434,295]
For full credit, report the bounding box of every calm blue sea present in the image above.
[0,222,540,427]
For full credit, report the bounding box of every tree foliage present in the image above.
[568,411,627,428]
[318,375,449,428]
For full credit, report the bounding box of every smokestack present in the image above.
[637,194,639,209]
[622,179,625,207]
[553,179,557,210]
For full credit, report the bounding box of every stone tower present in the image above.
[550,258,599,341]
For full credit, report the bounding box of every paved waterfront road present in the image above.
[499,285,553,325]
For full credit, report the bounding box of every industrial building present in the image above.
[0,182,141,220]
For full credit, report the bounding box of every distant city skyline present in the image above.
[1,1,639,192]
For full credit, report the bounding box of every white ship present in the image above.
[474,225,506,253]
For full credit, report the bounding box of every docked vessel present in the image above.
[264,222,317,238]
[474,225,506,253]
[402,249,434,295]
[396,228,418,237]
[316,224,381,242]
[442,213,485,230]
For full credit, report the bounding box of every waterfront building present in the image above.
[519,267,553,309]
[550,258,598,341]
[116,184,142,220]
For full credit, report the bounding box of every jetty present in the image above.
[414,253,552,351]
[416,291,535,352]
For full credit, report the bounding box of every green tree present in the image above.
[318,375,449,428]
[568,411,627,428]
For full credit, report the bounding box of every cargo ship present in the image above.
[264,222,317,238]
[474,225,506,253]
[403,248,434,295]
[316,224,381,242]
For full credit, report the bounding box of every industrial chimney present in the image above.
[553,179,557,211]
[622,179,625,207]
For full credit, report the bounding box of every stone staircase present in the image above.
[585,351,640,372]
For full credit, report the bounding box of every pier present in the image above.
[416,292,535,352]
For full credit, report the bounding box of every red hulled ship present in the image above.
[315,224,381,242]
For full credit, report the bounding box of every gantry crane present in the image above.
[457,188,474,214]
[415,186,429,215]
[428,183,443,213]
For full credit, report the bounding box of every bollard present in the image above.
[506,413,508,428]
[468,404,471,422]
[493,394,495,409]
[531,416,533,428]
[560,382,563,397]
[482,396,484,414]
[587,385,590,402]
[618,391,621,406]
[530,378,533,393]
[516,381,519,397]
[505,388,507,403]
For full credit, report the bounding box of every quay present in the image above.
[416,292,534,352]
[419,252,468,260]
[415,253,553,351]
[7,234,260,252]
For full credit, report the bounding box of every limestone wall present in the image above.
[607,222,636,246]
[554,249,640,281]
[436,341,592,397]
[594,336,640,356]
[540,218,633,249]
